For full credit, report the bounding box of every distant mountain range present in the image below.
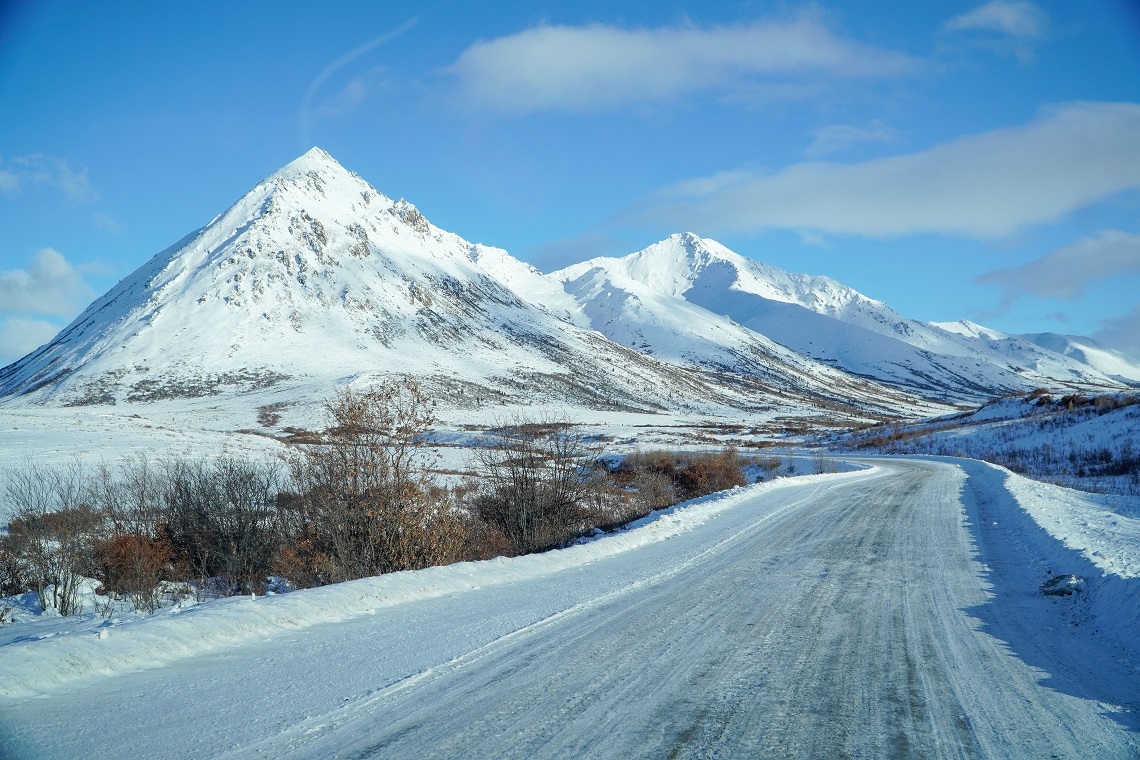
[2,149,1135,426]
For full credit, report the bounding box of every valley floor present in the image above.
[1,459,1136,758]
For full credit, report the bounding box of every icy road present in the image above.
[2,459,1137,758]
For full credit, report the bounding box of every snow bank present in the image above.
[0,469,871,699]
[953,457,1139,648]
[996,465,1139,579]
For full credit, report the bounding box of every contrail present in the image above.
[300,17,419,145]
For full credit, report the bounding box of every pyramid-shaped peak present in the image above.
[248,147,394,210]
[270,146,360,185]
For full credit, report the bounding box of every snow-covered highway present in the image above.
[2,459,1137,758]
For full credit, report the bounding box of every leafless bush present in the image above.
[160,457,285,595]
[674,447,747,499]
[1,459,102,616]
[283,377,456,585]
[0,544,26,598]
[759,455,782,479]
[632,469,676,513]
[4,505,102,616]
[811,451,837,475]
[94,532,172,613]
[468,416,602,554]
[618,447,747,505]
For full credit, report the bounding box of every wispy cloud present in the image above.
[448,17,917,115]
[977,229,1140,303]
[624,102,1140,239]
[806,120,898,157]
[92,211,125,233]
[0,168,18,194]
[943,1,1048,63]
[0,248,95,316]
[299,19,418,144]
[944,1,1047,38]
[0,154,97,203]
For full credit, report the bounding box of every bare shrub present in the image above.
[674,447,747,500]
[616,446,749,508]
[94,532,172,613]
[161,457,285,595]
[811,450,838,475]
[284,377,453,584]
[1,459,102,616]
[759,455,782,479]
[632,469,676,513]
[4,506,102,616]
[469,417,601,554]
[0,544,25,598]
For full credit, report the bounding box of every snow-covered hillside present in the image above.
[0,149,936,431]
[0,149,658,413]
[839,389,1140,497]
[555,233,1140,404]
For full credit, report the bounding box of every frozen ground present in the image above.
[0,458,1136,758]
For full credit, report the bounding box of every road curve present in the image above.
[2,459,1136,758]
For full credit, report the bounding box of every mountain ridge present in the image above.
[0,148,931,429]
[554,232,1140,403]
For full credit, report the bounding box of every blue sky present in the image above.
[2,1,1140,366]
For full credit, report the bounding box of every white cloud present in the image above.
[806,120,898,157]
[0,154,97,203]
[944,1,1047,38]
[797,230,830,248]
[448,18,916,115]
[626,102,1140,238]
[0,248,94,316]
[977,229,1140,302]
[0,317,62,366]
[1096,306,1140,360]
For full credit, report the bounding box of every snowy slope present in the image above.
[0,153,740,417]
[555,233,1140,403]
[0,148,625,407]
[840,389,1140,497]
[555,256,933,418]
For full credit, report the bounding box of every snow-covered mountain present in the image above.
[0,149,924,424]
[555,233,1140,404]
